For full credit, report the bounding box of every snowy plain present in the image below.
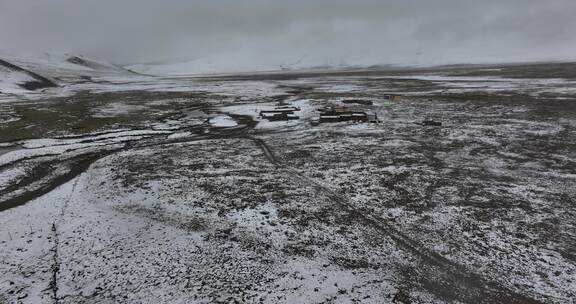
[1,57,576,303]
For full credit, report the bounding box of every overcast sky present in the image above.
[1,0,575,71]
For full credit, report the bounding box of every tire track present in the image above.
[248,135,543,304]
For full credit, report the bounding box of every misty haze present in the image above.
[1,1,575,303]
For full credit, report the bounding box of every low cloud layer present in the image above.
[1,0,575,71]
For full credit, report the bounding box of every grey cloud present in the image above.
[1,0,575,70]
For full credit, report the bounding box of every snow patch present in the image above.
[209,115,238,127]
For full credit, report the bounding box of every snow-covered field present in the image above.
[1,62,576,303]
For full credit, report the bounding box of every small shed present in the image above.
[259,105,301,121]
[261,112,299,121]
[367,113,379,123]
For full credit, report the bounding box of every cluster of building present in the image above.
[312,106,378,125]
[259,106,300,121]
[258,95,404,125]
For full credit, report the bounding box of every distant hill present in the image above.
[0,51,139,78]
[0,59,57,94]
[0,52,143,95]
[65,56,138,75]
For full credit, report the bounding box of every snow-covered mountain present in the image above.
[2,52,136,77]
[0,59,57,94]
[128,53,325,76]
[64,55,138,75]
[128,59,280,76]
[0,51,139,95]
